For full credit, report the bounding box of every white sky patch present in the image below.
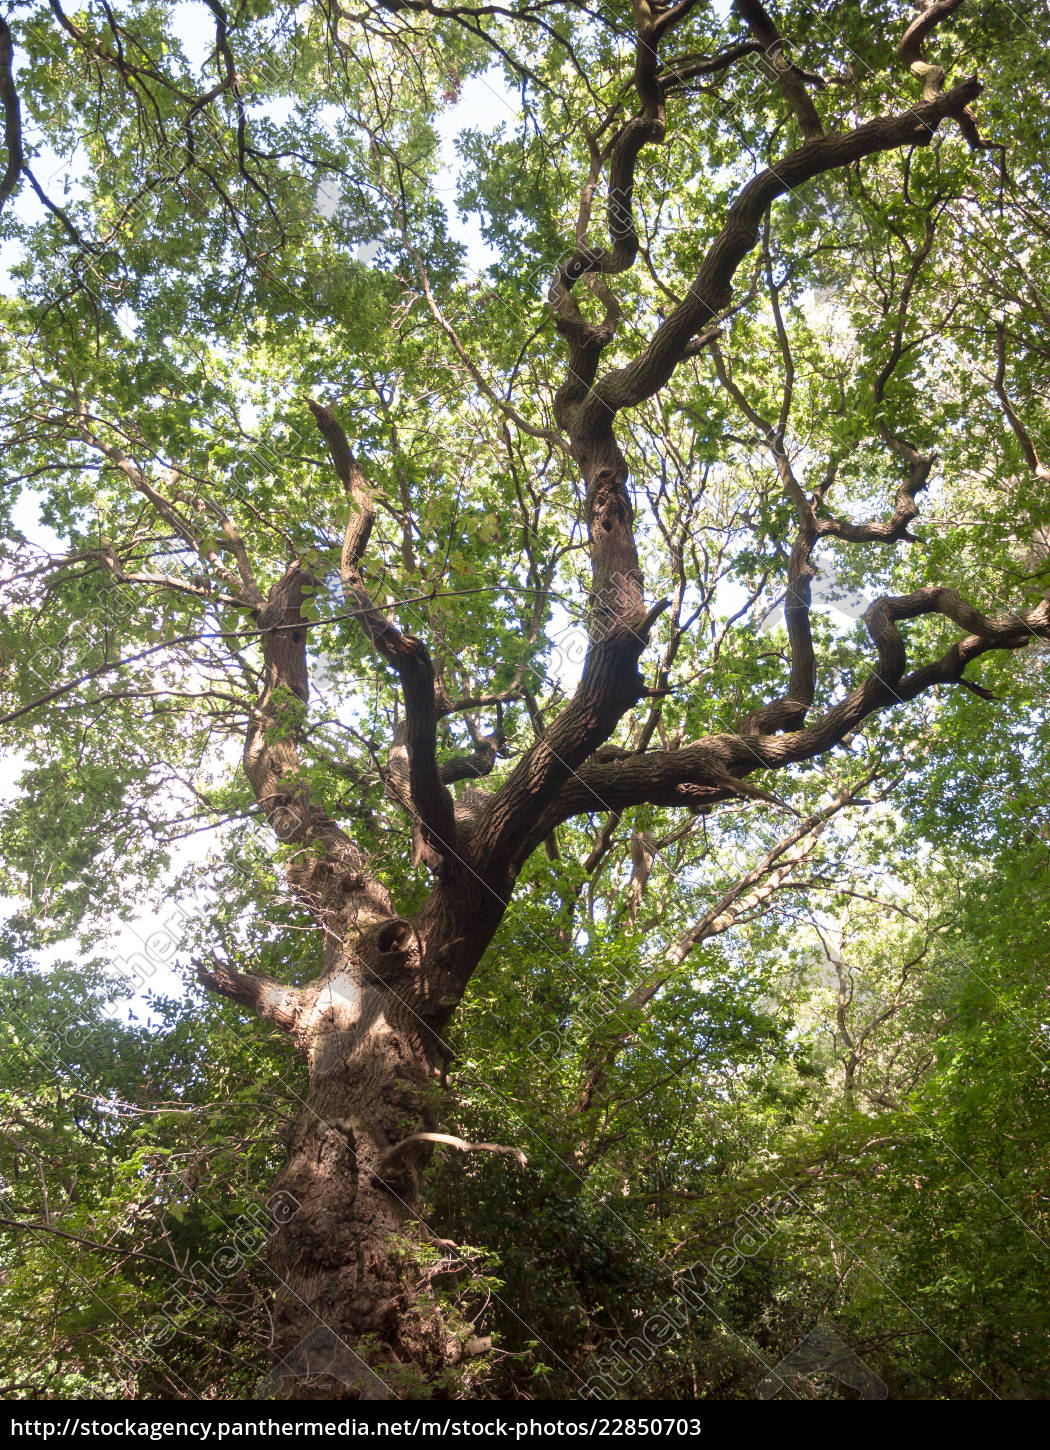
[433,72,514,271]
[167,1,219,75]
[545,601,588,694]
[7,490,63,554]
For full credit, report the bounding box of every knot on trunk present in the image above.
[357,916,423,993]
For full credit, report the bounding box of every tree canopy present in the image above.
[1,0,1049,1402]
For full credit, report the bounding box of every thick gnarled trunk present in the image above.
[263,964,453,1400]
[199,880,508,1397]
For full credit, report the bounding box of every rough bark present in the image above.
[200,879,508,1394]
[265,964,446,1400]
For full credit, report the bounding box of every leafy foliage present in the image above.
[2,0,1050,1400]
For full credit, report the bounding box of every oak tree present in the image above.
[2,0,1049,1396]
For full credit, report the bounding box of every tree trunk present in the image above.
[260,959,457,1400]
[197,854,509,1397]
